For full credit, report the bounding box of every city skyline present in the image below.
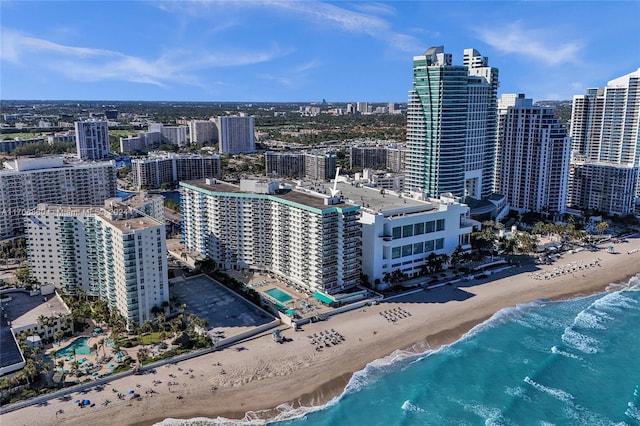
[1,1,638,102]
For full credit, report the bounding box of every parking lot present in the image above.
[169,275,275,340]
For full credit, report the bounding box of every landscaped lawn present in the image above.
[139,332,165,345]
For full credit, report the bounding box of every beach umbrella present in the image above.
[128,390,135,394]
[83,399,90,405]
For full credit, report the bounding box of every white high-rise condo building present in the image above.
[75,120,110,160]
[217,116,255,154]
[405,46,499,201]
[188,120,217,145]
[181,179,361,295]
[0,158,116,239]
[495,94,571,215]
[25,201,168,328]
[568,68,640,215]
[131,153,222,190]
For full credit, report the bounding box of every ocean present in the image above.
[158,275,640,426]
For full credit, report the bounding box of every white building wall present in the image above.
[360,197,472,284]
[0,160,117,239]
[75,120,110,161]
[25,205,168,327]
[180,181,361,294]
[218,116,255,154]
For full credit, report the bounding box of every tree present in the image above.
[141,320,153,335]
[450,245,464,269]
[596,221,609,235]
[37,314,51,340]
[426,252,439,275]
[15,267,31,286]
[21,359,37,385]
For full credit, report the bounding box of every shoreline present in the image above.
[153,277,619,426]
[2,240,639,426]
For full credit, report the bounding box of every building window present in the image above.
[413,242,424,254]
[435,238,444,250]
[391,247,401,259]
[392,227,401,239]
[425,221,435,233]
[425,240,434,252]
[414,222,424,235]
[402,244,412,257]
[402,225,413,238]
[436,219,445,231]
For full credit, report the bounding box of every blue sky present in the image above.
[1,1,638,102]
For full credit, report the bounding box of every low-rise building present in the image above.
[336,183,473,285]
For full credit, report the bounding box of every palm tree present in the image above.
[91,343,98,361]
[141,320,153,336]
[21,359,37,385]
[37,314,54,342]
[426,252,439,274]
[98,337,106,358]
[439,253,451,270]
[596,221,609,235]
[155,313,167,331]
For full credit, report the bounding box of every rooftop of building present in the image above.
[1,157,114,173]
[2,290,71,331]
[132,151,221,161]
[27,202,164,232]
[98,214,164,232]
[181,179,357,211]
[113,192,163,208]
[334,181,431,212]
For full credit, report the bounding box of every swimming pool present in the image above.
[58,337,94,357]
[265,288,293,303]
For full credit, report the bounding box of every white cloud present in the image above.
[162,1,422,54]
[0,28,291,87]
[475,22,582,66]
[350,2,396,16]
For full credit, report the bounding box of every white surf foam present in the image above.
[561,328,600,354]
[574,310,607,330]
[550,345,584,361]
[461,299,550,339]
[401,400,425,413]
[460,402,510,426]
[504,386,532,402]
[626,401,640,422]
[524,376,574,404]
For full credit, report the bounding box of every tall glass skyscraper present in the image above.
[405,46,498,200]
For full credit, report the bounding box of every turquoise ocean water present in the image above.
[158,275,640,426]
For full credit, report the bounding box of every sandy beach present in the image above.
[2,236,639,426]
